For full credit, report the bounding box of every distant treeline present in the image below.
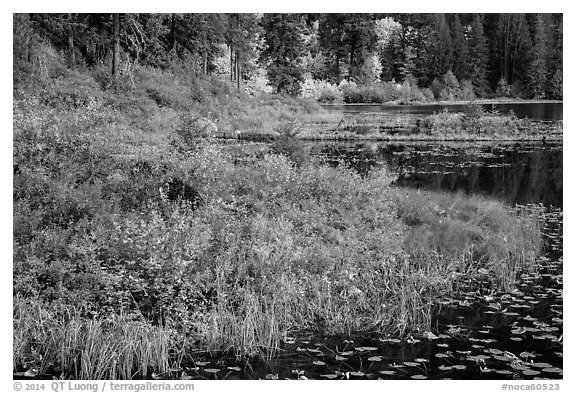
[14,13,563,99]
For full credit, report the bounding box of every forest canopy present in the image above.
[14,13,563,100]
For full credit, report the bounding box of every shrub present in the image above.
[430,78,442,99]
[459,80,477,100]
[496,77,513,97]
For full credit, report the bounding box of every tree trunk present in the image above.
[236,49,241,90]
[230,45,234,82]
[26,13,33,63]
[67,13,75,67]
[235,13,241,90]
[112,13,120,77]
[170,14,176,51]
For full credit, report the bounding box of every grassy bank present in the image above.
[14,64,544,379]
[292,104,562,142]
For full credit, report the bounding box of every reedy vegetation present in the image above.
[13,59,542,379]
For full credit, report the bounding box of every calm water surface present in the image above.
[314,141,563,208]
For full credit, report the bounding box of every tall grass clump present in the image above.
[13,297,177,379]
[395,189,541,291]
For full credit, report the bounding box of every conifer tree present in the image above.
[547,14,562,99]
[261,14,307,95]
[451,14,468,81]
[468,13,489,95]
[426,14,452,84]
[510,14,533,89]
[528,14,549,98]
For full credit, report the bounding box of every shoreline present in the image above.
[321,99,564,107]
[214,132,563,143]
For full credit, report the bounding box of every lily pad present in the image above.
[227,366,241,372]
[523,369,541,376]
[350,371,365,377]
[356,346,378,352]
[403,362,420,367]
[368,356,383,362]
[320,374,338,379]
[531,362,553,368]
[511,363,529,371]
[542,367,563,374]
[335,355,348,361]
[313,361,326,366]
[204,368,221,374]
[24,368,38,378]
[494,369,513,375]
[379,370,396,375]
[411,375,427,379]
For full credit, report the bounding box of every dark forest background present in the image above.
[14,13,563,100]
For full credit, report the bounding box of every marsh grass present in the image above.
[396,190,541,291]
[13,297,176,379]
[419,106,539,137]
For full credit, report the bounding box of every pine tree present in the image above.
[318,14,377,83]
[510,14,532,89]
[318,14,348,83]
[495,14,513,84]
[547,14,562,99]
[226,14,261,89]
[528,14,549,98]
[380,28,405,82]
[468,14,489,95]
[342,14,378,82]
[261,14,307,95]
[451,14,468,81]
[426,14,452,84]
[112,13,119,77]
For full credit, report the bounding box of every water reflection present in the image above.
[313,142,563,208]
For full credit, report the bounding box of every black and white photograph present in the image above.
[10,3,566,390]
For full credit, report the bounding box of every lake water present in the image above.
[313,141,563,208]
[323,102,563,121]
